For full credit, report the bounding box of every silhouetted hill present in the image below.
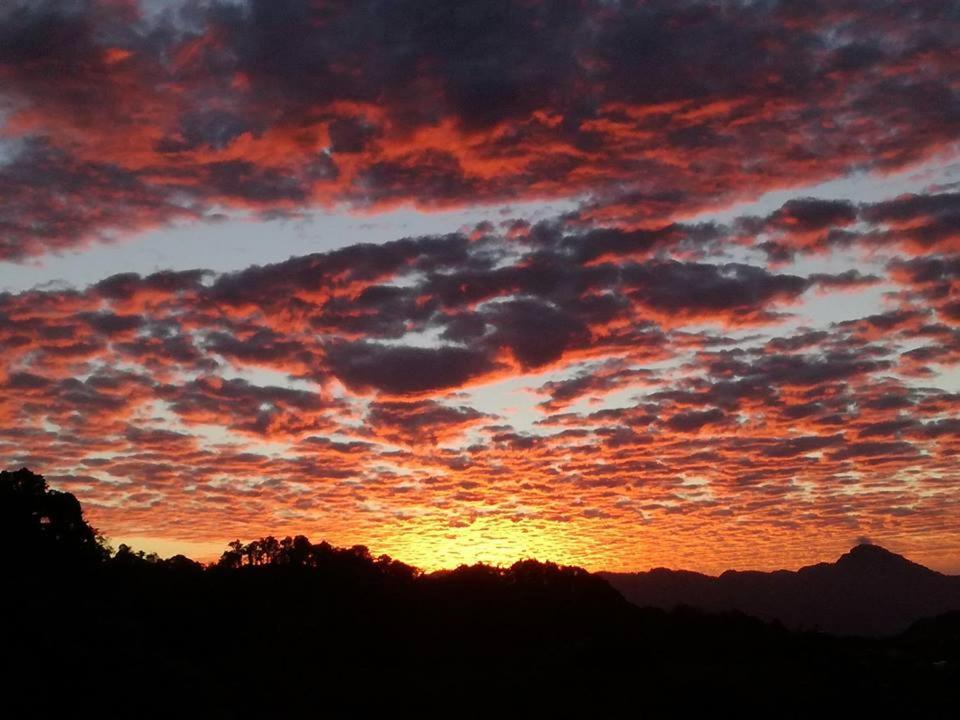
[600,544,960,636]
[4,468,959,717]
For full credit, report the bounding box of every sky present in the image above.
[2,0,960,574]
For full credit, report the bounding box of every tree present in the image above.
[165,554,203,572]
[244,539,261,566]
[218,539,245,569]
[289,535,312,566]
[259,536,280,564]
[1,467,108,569]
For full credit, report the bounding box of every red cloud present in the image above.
[3,1,960,258]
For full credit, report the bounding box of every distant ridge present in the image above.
[599,544,960,636]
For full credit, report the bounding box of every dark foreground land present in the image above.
[4,467,959,718]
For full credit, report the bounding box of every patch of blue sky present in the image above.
[0,199,576,292]
[685,156,960,225]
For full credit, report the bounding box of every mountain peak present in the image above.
[846,542,899,559]
[835,543,937,576]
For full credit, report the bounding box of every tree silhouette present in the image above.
[217,539,241,568]
[1,467,107,569]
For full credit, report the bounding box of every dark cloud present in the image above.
[828,441,920,461]
[0,141,196,260]
[158,376,335,437]
[711,352,891,387]
[622,261,810,323]
[665,408,727,433]
[537,362,659,413]
[483,298,590,369]
[325,342,500,395]
[738,192,960,259]
[761,435,845,458]
[365,399,490,445]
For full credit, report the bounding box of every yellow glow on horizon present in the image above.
[359,515,612,572]
[112,536,226,563]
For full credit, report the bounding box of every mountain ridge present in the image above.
[599,543,960,636]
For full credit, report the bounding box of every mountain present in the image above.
[599,544,960,636]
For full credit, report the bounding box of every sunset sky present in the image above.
[2,0,959,573]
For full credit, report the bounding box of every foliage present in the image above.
[1,467,109,569]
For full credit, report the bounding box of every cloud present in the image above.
[1,0,960,573]
[622,261,811,324]
[157,376,340,438]
[365,400,491,446]
[665,408,728,434]
[3,0,960,258]
[736,192,960,261]
[325,341,502,395]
